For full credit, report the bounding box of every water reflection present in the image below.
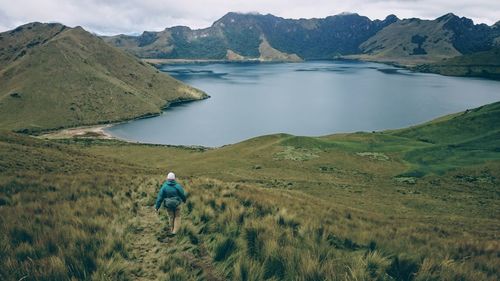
[107,61,500,147]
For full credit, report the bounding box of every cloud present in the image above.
[0,0,498,34]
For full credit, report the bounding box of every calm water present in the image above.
[106,61,500,147]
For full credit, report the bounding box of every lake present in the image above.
[106,61,500,147]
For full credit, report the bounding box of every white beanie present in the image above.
[167,172,175,181]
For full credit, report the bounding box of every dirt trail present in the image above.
[127,181,223,281]
[128,204,170,280]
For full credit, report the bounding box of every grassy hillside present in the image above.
[258,37,302,62]
[0,131,161,280]
[1,101,499,280]
[413,48,500,79]
[347,13,499,70]
[390,102,500,176]
[352,17,461,65]
[0,22,207,132]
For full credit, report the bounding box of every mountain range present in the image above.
[0,22,207,132]
[103,12,398,61]
[0,12,499,134]
[103,12,500,68]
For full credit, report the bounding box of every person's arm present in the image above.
[176,184,187,203]
[155,186,165,210]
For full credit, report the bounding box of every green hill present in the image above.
[413,48,500,79]
[350,13,500,66]
[1,101,498,280]
[0,22,208,132]
[351,16,461,65]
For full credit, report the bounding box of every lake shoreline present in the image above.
[143,58,303,65]
[37,123,215,150]
[144,57,500,81]
[36,97,214,145]
[33,97,209,141]
[38,124,116,140]
[104,61,500,147]
[39,61,500,147]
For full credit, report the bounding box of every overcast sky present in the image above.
[0,0,499,35]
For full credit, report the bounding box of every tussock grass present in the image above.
[181,177,499,281]
[1,102,499,280]
[0,132,141,280]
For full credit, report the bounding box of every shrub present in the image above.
[0,196,11,206]
[365,251,391,280]
[387,255,420,281]
[263,253,287,280]
[10,227,34,246]
[179,223,199,245]
[214,237,237,261]
[244,227,264,261]
[15,242,35,261]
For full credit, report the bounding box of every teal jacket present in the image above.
[155,180,187,210]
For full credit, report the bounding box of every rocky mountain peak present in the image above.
[436,13,458,22]
[384,14,399,23]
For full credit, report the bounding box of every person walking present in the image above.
[155,172,187,235]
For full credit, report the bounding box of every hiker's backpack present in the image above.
[164,197,181,209]
[163,184,183,209]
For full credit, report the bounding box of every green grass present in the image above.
[1,101,499,280]
[392,101,500,174]
[0,23,207,132]
[414,48,500,80]
[354,17,462,65]
[0,132,138,280]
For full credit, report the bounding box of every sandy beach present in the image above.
[38,124,115,140]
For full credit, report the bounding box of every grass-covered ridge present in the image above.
[0,22,207,133]
[392,101,500,174]
[414,48,500,80]
[1,101,499,280]
[353,17,461,65]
